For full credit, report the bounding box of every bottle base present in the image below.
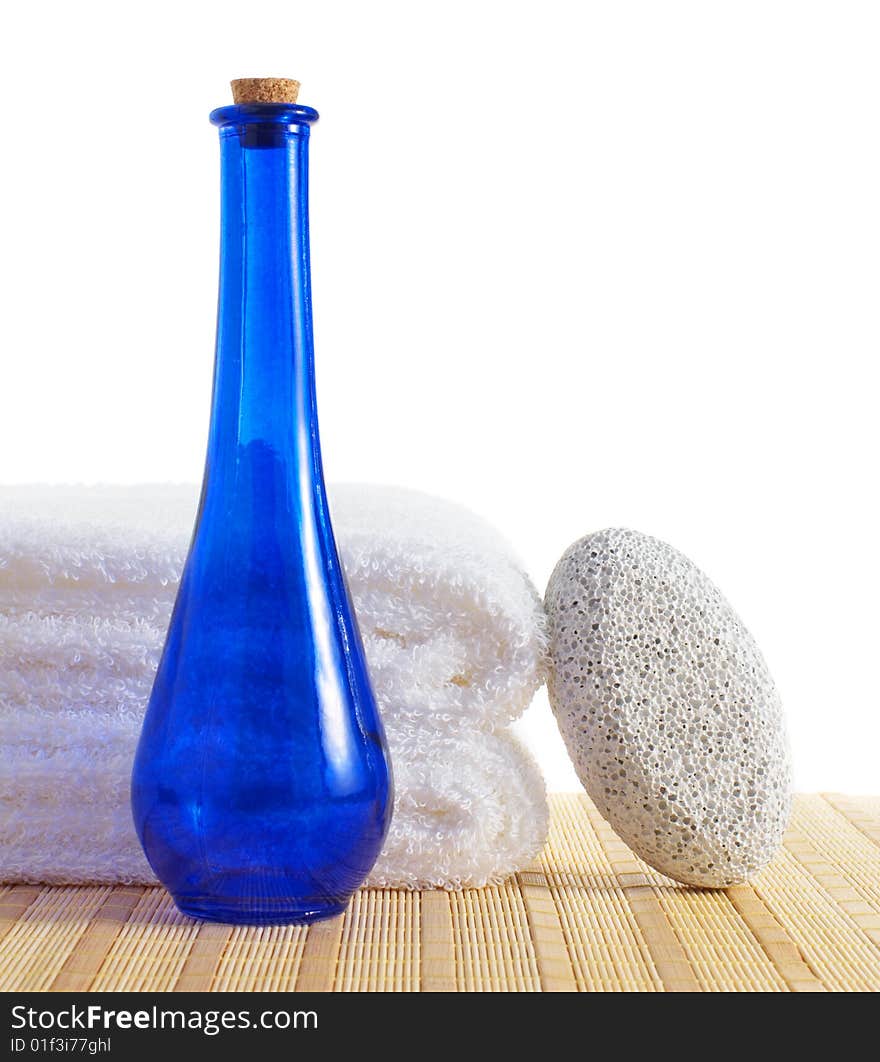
[174,896,349,926]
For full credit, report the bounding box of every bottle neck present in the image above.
[206,106,321,492]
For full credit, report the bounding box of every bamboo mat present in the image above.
[1,793,878,993]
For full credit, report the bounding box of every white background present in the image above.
[2,2,877,792]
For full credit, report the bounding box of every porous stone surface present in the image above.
[545,528,791,887]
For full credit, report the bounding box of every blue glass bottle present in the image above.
[131,95,392,925]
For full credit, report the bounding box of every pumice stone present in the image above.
[545,528,791,888]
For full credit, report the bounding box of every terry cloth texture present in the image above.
[0,484,548,889]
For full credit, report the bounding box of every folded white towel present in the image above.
[0,484,548,888]
[0,484,545,732]
[369,729,548,889]
[2,720,546,890]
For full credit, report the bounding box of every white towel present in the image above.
[0,484,548,888]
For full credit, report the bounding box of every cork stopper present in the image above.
[231,78,301,105]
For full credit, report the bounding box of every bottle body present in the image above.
[131,104,392,924]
